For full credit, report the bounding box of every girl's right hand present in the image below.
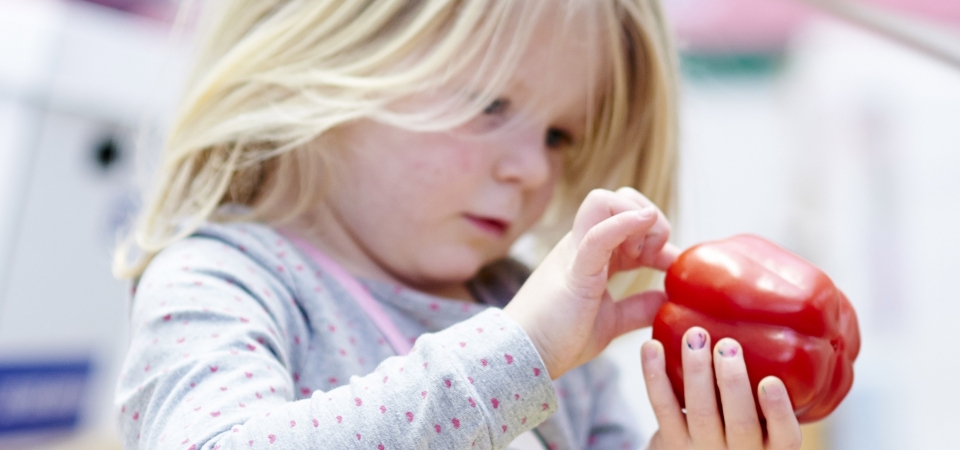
[504,187,678,380]
[641,327,803,450]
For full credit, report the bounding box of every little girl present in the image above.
[115,0,801,449]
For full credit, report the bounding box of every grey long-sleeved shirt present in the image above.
[116,221,642,449]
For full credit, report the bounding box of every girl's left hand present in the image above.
[504,187,680,380]
[641,329,803,450]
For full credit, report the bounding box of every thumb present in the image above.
[608,290,668,338]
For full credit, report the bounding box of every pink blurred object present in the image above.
[869,0,960,24]
[666,0,816,52]
[666,0,960,53]
[74,0,178,23]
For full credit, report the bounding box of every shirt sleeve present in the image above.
[115,236,559,450]
[582,355,644,450]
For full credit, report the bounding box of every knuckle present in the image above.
[764,404,793,422]
[645,229,666,245]
[579,227,603,251]
[790,434,804,449]
[682,359,712,378]
[716,370,750,391]
[725,417,757,437]
[647,394,674,412]
[657,218,672,234]
[615,186,641,199]
[772,432,803,450]
[683,407,716,428]
[585,188,612,203]
[619,185,646,199]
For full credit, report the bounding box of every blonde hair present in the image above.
[115,0,679,294]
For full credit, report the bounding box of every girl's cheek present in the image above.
[417,143,478,181]
[455,145,476,175]
[404,153,441,180]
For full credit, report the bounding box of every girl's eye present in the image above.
[545,127,573,149]
[483,98,509,115]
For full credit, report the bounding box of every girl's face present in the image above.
[305,21,604,298]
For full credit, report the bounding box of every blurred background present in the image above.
[0,0,957,448]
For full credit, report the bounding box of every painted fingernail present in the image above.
[686,331,706,350]
[760,378,785,400]
[716,339,739,357]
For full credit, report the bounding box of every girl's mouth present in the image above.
[463,214,509,237]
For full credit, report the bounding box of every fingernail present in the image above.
[761,378,785,401]
[641,342,661,361]
[636,208,655,218]
[685,331,706,350]
[716,339,739,357]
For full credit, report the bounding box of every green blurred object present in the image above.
[680,53,784,79]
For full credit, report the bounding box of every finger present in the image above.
[571,209,658,281]
[758,377,802,450]
[572,189,644,245]
[607,290,667,337]
[641,340,689,448]
[713,338,764,450]
[614,187,675,271]
[614,186,657,209]
[637,224,668,268]
[652,242,683,271]
[681,327,725,448]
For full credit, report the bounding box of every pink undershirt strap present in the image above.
[279,230,413,356]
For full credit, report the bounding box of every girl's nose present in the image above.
[492,125,552,189]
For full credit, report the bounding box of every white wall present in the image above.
[0,0,187,445]
[784,19,960,449]
[605,16,960,450]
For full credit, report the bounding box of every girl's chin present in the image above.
[390,245,506,290]
[405,259,485,285]
[423,246,502,273]
[415,265,483,286]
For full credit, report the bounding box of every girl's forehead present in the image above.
[508,12,610,120]
[391,1,615,124]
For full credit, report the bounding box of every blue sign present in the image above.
[0,359,92,434]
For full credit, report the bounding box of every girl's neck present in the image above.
[280,210,476,303]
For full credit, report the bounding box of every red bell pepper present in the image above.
[652,235,860,423]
